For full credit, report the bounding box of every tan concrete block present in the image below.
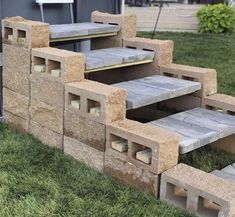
[160,64,217,97]
[211,134,235,155]
[158,95,202,113]
[3,67,30,97]
[32,47,85,83]
[105,150,160,197]
[30,73,64,108]
[65,80,126,124]
[30,121,63,149]
[64,111,106,152]
[106,119,179,174]
[3,110,29,134]
[202,94,235,115]
[91,11,137,49]
[3,44,31,69]
[160,163,235,217]
[123,37,174,68]
[2,16,25,45]
[64,136,105,172]
[3,88,29,119]
[30,99,63,134]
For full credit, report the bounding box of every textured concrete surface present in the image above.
[150,108,235,154]
[160,163,235,217]
[113,75,201,109]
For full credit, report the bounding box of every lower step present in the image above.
[149,107,235,154]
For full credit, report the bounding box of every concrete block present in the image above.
[3,88,29,119]
[3,16,49,49]
[160,64,217,97]
[30,121,63,149]
[160,163,235,217]
[2,16,25,45]
[105,150,159,197]
[123,37,174,68]
[64,111,106,152]
[202,94,235,115]
[30,99,63,134]
[211,134,235,155]
[64,136,105,172]
[3,44,31,69]
[3,110,29,134]
[34,64,46,73]
[65,80,126,124]
[91,11,137,49]
[106,119,179,174]
[30,73,64,108]
[32,47,85,83]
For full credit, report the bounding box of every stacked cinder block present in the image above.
[91,11,137,49]
[159,64,217,112]
[160,164,235,217]
[202,94,235,154]
[30,47,85,149]
[105,119,179,196]
[64,80,126,172]
[2,16,49,133]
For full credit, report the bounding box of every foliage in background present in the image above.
[197,4,235,33]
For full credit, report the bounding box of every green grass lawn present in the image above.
[1,32,235,216]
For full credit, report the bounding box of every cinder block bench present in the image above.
[160,163,235,217]
[85,47,155,73]
[149,107,235,154]
[50,22,120,42]
[112,75,201,110]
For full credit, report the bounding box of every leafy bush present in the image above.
[197,4,235,33]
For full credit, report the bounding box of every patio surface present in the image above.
[125,4,202,32]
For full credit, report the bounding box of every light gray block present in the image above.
[211,170,235,183]
[49,22,120,39]
[113,75,201,110]
[149,108,235,154]
[221,165,235,176]
[96,47,155,63]
[85,50,123,70]
[150,116,219,154]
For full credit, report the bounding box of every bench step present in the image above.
[50,22,120,42]
[113,75,201,110]
[149,108,235,154]
[85,47,155,72]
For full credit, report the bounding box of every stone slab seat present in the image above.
[149,107,235,154]
[49,22,120,42]
[211,170,235,183]
[85,47,155,72]
[112,75,201,110]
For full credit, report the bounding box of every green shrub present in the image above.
[197,4,235,33]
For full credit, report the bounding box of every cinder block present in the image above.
[2,16,25,45]
[64,111,106,152]
[3,110,29,134]
[31,47,85,83]
[3,44,31,69]
[65,80,126,124]
[91,11,137,49]
[160,64,217,97]
[30,99,63,134]
[158,95,202,113]
[3,88,29,119]
[123,37,174,68]
[202,94,235,115]
[105,150,160,197]
[106,119,179,174]
[30,121,63,149]
[30,73,64,108]
[160,163,235,217]
[3,16,49,48]
[64,136,105,172]
[211,134,235,155]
